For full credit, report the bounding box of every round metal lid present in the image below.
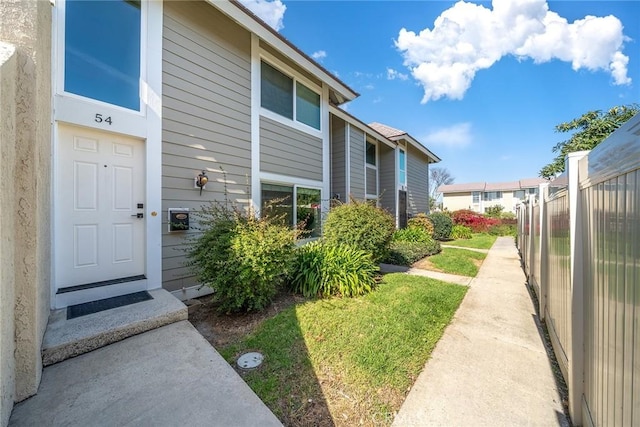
[237,351,264,370]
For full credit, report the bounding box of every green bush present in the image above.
[323,200,396,263]
[291,242,378,298]
[451,224,473,240]
[500,211,516,220]
[426,212,453,241]
[488,224,516,236]
[187,203,296,313]
[407,213,435,237]
[484,204,504,218]
[392,225,433,244]
[383,240,441,266]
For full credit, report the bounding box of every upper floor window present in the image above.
[64,0,141,111]
[483,191,502,201]
[472,191,481,204]
[398,149,406,186]
[366,141,376,166]
[261,61,320,130]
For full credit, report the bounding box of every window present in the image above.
[528,187,538,195]
[472,191,480,204]
[64,0,141,110]
[261,61,321,130]
[366,141,376,166]
[514,190,525,199]
[483,191,502,201]
[261,184,321,238]
[398,149,406,186]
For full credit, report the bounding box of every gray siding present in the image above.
[379,144,396,216]
[260,117,323,182]
[349,126,365,200]
[162,2,252,292]
[330,115,347,201]
[407,145,429,215]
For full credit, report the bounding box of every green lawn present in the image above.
[445,233,497,249]
[219,273,467,426]
[426,247,487,277]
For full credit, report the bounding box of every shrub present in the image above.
[426,212,453,240]
[323,200,396,263]
[451,224,473,240]
[407,213,435,237]
[291,242,378,298]
[488,224,517,236]
[500,211,516,220]
[484,204,504,218]
[392,225,433,244]
[452,209,489,232]
[384,240,441,266]
[187,203,296,313]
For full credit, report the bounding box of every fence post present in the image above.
[538,183,549,321]
[527,194,535,278]
[566,151,589,426]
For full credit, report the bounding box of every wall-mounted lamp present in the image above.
[195,170,208,196]
[333,193,340,201]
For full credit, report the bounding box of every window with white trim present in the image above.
[472,191,481,204]
[260,61,321,130]
[261,183,321,238]
[398,149,407,187]
[64,0,141,111]
[483,191,502,201]
[365,141,378,198]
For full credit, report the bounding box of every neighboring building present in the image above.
[0,0,441,420]
[439,177,548,213]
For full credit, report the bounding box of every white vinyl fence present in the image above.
[517,114,640,427]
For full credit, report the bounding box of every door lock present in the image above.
[131,213,144,219]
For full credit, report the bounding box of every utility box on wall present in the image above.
[168,208,189,232]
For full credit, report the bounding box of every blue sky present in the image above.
[242,0,640,184]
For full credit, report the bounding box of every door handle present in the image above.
[131,213,144,219]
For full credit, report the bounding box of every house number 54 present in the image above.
[95,114,113,125]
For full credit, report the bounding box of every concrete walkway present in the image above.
[380,263,473,286]
[10,321,281,426]
[393,237,570,427]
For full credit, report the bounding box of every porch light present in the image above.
[195,170,208,196]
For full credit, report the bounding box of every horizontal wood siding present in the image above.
[379,144,396,216]
[162,2,252,293]
[407,145,429,215]
[260,117,323,181]
[349,127,365,200]
[331,115,346,201]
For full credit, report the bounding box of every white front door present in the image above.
[55,125,146,294]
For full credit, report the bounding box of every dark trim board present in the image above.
[57,275,147,294]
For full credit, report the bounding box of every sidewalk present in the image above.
[10,320,281,427]
[393,236,570,427]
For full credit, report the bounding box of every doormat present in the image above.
[67,291,153,320]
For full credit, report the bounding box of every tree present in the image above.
[540,104,639,178]
[429,167,454,200]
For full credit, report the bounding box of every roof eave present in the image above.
[329,106,396,149]
[209,0,359,104]
[390,135,441,163]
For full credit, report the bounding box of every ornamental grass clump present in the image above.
[291,241,378,298]
[322,200,396,263]
[187,201,296,313]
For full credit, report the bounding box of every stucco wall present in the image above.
[0,41,17,427]
[0,1,52,424]
[443,192,474,211]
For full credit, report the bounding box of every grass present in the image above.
[425,247,487,277]
[445,233,497,249]
[219,273,467,426]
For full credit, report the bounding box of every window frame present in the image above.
[398,148,407,188]
[259,54,323,135]
[56,0,146,114]
[472,191,481,204]
[260,181,323,239]
[365,139,378,200]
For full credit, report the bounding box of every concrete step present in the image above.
[42,289,187,366]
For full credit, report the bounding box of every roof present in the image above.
[329,106,396,149]
[209,0,358,105]
[439,177,549,194]
[368,122,441,163]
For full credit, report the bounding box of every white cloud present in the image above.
[396,0,631,103]
[239,0,286,31]
[364,84,375,90]
[312,50,327,60]
[387,68,409,81]
[422,123,473,148]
